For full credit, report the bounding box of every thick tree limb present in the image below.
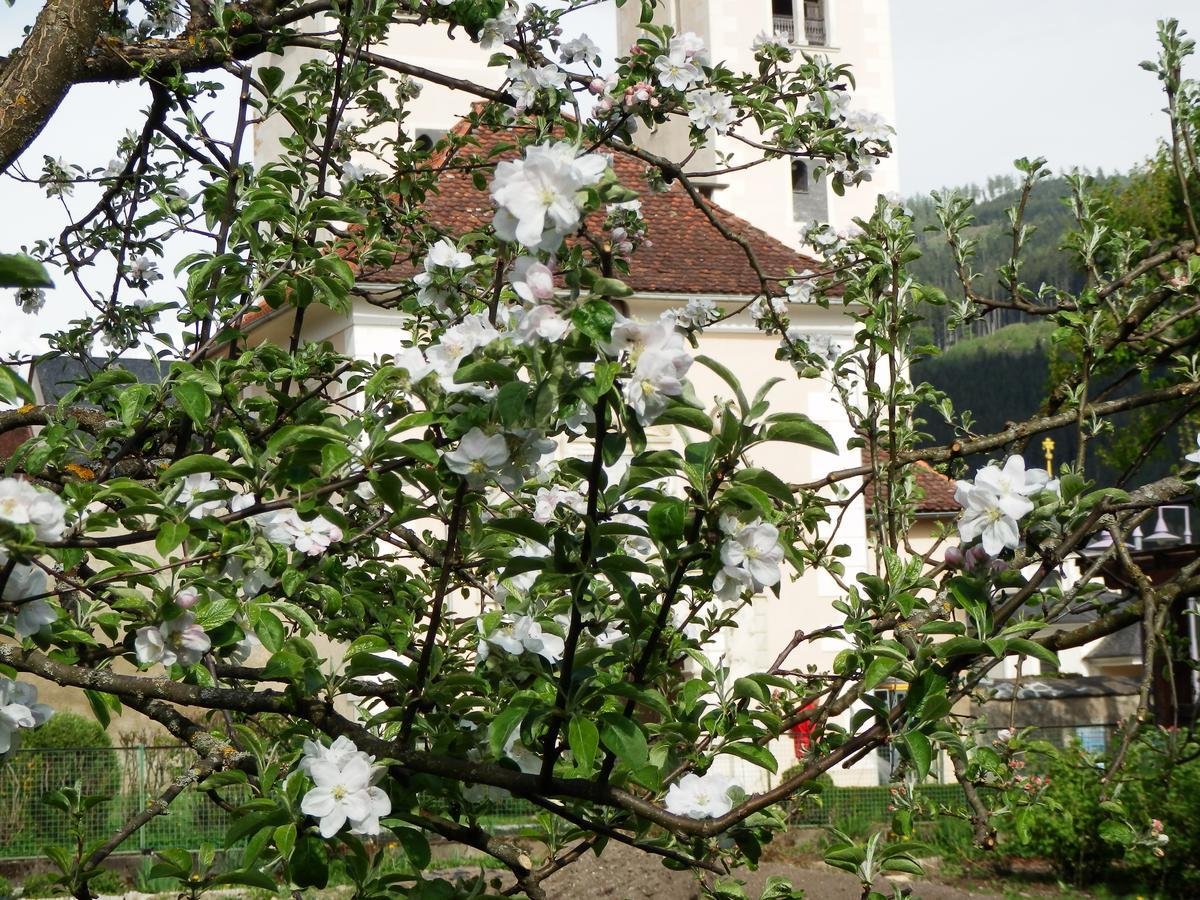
[0,0,110,172]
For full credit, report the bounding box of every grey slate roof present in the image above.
[982,674,1141,700]
[33,356,162,405]
[1084,624,1142,660]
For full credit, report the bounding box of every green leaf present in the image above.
[903,731,932,780]
[0,253,53,288]
[733,468,794,506]
[194,597,239,630]
[862,655,900,692]
[568,717,600,772]
[1098,819,1135,845]
[599,713,648,768]
[174,381,211,427]
[694,355,749,415]
[254,609,286,653]
[159,455,239,481]
[733,676,770,704]
[488,517,551,546]
[155,521,190,557]
[571,299,617,341]
[0,368,35,405]
[719,741,778,773]
[212,870,278,891]
[761,414,837,453]
[393,826,431,869]
[274,823,296,860]
[1006,638,1059,669]
[654,404,713,432]
[647,498,686,544]
[291,834,329,889]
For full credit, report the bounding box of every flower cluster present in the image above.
[412,238,474,309]
[533,485,586,524]
[490,142,609,251]
[1,563,58,638]
[715,515,785,601]
[299,737,391,837]
[0,677,52,754]
[507,60,567,111]
[262,509,344,555]
[0,478,68,542]
[663,770,739,819]
[605,315,694,424]
[479,614,565,664]
[134,612,211,667]
[955,456,1058,556]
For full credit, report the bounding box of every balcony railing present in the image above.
[770,14,828,47]
[771,15,795,44]
[805,16,827,46]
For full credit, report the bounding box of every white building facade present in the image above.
[254,1,903,787]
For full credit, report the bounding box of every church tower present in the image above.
[615,0,899,246]
[254,2,899,245]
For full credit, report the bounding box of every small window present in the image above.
[413,128,446,151]
[771,0,796,44]
[791,160,809,194]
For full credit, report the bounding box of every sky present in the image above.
[891,1,1196,194]
[1,1,1197,354]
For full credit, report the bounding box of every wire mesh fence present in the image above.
[0,725,1120,858]
[0,745,245,859]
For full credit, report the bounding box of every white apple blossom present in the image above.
[483,614,565,664]
[0,478,68,542]
[0,559,57,638]
[394,347,433,382]
[670,31,708,63]
[674,297,718,328]
[560,34,600,64]
[15,287,45,315]
[971,455,1057,504]
[490,142,609,251]
[843,109,892,142]
[664,771,737,819]
[426,314,501,382]
[956,485,1022,557]
[176,472,224,519]
[623,351,685,424]
[513,304,570,344]
[654,52,703,91]
[444,428,510,488]
[479,6,518,50]
[301,753,386,838]
[720,518,784,591]
[594,624,624,648]
[1186,434,1200,476]
[688,89,736,134]
[0,677,52,754]
[341,161,369,186]
[509,256,556,302]
[503,726,543,774]
[533,486,587,524]
[128,254,162,285]
[134,612,211,667]
[264,509,343,555]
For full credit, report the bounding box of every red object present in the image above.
[790,711,816,757]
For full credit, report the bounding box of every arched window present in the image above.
[791,160,809,194]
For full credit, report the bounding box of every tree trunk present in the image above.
[0,0,110,174]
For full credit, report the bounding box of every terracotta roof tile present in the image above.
[355,119,821,296]
[861,448,960,515]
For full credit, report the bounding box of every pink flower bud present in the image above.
[943,546,965,568]
[964,544,990,569]
[175,588,199,609]
[589,77,606,95]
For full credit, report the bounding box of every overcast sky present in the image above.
[892,1,1195,194]
[1,1,1197,354]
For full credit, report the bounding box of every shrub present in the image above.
[1000,735,1200,896]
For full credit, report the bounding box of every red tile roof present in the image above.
[861,448,960,515]
[354,118,820,296]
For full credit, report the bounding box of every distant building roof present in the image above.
[860,448,960,515]
[33,356,162,405]
[1084,623,1142,661]
[354,116,823,297]
[982,674,1141,700]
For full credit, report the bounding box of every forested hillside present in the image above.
[905,173,1120,349]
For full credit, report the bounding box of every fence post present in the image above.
[137,745,147,853]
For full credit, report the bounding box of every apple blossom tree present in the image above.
[0,3,1199,899]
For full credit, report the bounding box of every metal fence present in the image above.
[0,745,242,859]
[0,727,1120,859]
